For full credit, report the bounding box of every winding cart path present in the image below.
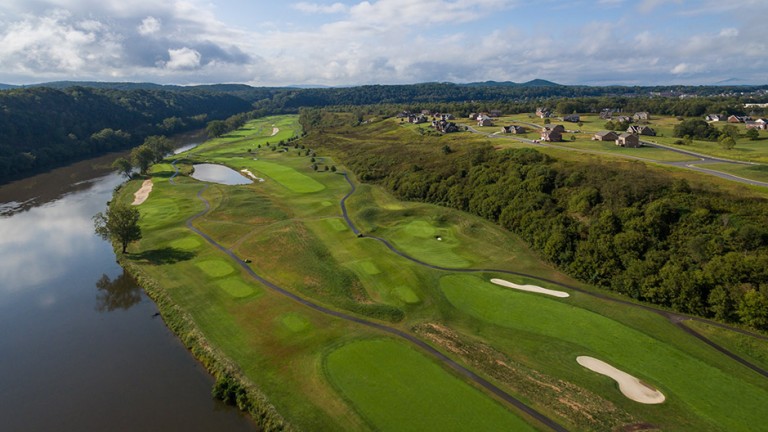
[170,161,568,432]
[168,157,768,432]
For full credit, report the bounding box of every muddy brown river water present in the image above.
[0,149,257,431]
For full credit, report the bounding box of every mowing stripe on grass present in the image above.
[181,180,567,432]
[249,160,324,193]
[439,274,768,431]
[325,339,536,432]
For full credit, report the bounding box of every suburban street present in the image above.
[466,125,768,188]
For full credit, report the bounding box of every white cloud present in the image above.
[164,47,201,70]
[0,0,765,86]
[138,16,161,35]
[671,63,689,74]
[292,2,347,14]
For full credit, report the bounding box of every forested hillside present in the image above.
[302,112,768,331]
[0,86,252,182]
[2,80,767,183]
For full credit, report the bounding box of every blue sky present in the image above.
[0,0,765,86]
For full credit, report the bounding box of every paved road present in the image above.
[638,140,768,187]
[467,125,768,188]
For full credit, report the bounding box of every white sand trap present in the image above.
[132,179,153,205]
[490,278,569,298]
[577,356,665,404]
[271,126,279,136]
[240,169,265,183]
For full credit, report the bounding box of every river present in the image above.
[0,149,257,431]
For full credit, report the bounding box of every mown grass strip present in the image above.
[324,338,537,432]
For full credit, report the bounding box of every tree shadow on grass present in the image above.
[128,247,197,265]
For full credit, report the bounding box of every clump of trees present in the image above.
[302,110,768,331]
[206,112,251,138]
[112,135,174,177]
[673,119,720,140]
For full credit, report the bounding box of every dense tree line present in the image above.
[0,86,252,183]
[3,81,767,184]
[302,112,768,331]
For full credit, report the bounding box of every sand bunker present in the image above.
[271,125,279,136]
[490,278,569,298]
[241,169,265,182]
[577,356,665,404]
[132,179,153,205]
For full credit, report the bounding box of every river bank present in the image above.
[0,132,257,431]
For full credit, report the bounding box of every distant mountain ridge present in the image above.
[5,79,568,92]
[460,79,563,87]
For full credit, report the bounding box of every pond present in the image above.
[191,164,252,185]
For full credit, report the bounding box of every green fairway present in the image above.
[439,274,768,432]
[195,259,236,278]
[324,338,536,432]
[170,236,202,250]
[246,159,325,193]
[119,114,768,432]
[218,278,259,298]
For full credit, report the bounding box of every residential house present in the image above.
[728,115,752,123]
[541,124,565,142]
[627,125,656,136]
[562,114,580,123]
[468,112,478,119]
[408,114,427,124]
[746,119,768,130]
[536,107,551,118]
[599,109,615,120]
[432,120,459,133]
[616,133,640,148]
[477,116,493,126]
[439,113,455,121]
[592,131,619,141]
[633,112,650,122]
[477,115,494,127]
[615,115,632,124]
[501,125,526,134]
[705,113,725,122]
[489,110,502,117]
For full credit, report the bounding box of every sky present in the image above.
[0,0,766,87]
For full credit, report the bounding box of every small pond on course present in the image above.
[191,163,252,185]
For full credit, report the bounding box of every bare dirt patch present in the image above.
[271,126,279,136]
[577,356,665,404]
[132,179,153,205]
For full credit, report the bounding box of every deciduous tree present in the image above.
[112,157,133,179]
[93,202,142,254]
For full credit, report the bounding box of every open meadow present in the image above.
[116,114,768,432]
